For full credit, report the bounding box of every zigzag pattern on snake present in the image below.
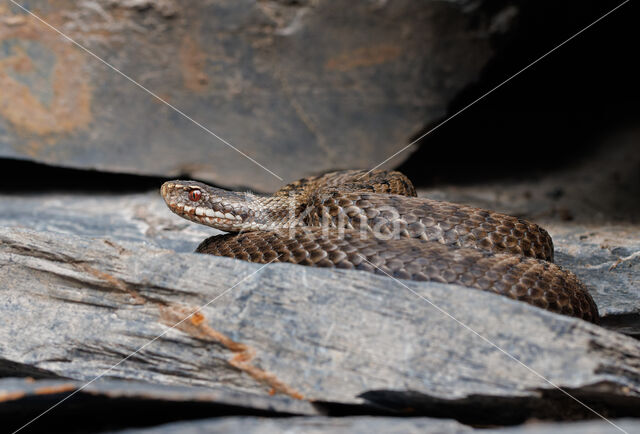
[160,169,599,323]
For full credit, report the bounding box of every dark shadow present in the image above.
[3,393,300,434]
[398,0,640,186]
[0,158,170,193]
[358,386,640,426]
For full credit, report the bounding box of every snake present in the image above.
[160,169,599,323]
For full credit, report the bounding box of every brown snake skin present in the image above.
[161,170,599,323]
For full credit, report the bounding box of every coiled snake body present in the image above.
[161,170,599,323]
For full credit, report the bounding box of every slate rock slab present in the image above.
[113,415,473,434]
[112,417,639,434]
[1,227,640,425]
[417,128,640,321]
[1,190,637,322]
[0,0,501,191]
[0,191,217,254]
[551,225,640,318]
[0,377,315,433]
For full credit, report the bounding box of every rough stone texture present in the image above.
[114,415,473,434]
[0,128,638,431]
[1,189,637,324]
[0,191,217,254]
[0,377,314,414]
[494,419,638,434]
[4,376,636,433]
[1,377,315,433]
[113,417,640,434]
[551,225,640,317]
[419,128,640,324]
[1,227,640,425]
[1,1,637,431]
[0,0,500,191]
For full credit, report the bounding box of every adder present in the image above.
[161,169,599,323]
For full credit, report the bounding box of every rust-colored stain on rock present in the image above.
[180,34,209,92]
[0,390,26,402]
[34,383,77,395]
[190,310,205,326]
[0,10,92,143]
[325,43,403,71]
[161,305,304,400]
[0,383,76,403]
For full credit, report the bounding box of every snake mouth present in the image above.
[161,181,252,231]
[165,200,244,228]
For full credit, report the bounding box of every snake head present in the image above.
[161,180,254,232]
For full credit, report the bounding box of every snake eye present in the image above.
[188,189,201,202]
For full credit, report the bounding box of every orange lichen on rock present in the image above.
[325,43,402,71]
[160,305,304,400]
[0,11,92,139]
[0,391,26,402]
[190,311,205,326]
[34,384,76,395]
[180,34,209,92]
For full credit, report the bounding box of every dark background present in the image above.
[399,0,639,185]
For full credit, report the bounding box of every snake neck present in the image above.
[161,170,416,233]
[242,194,306,230]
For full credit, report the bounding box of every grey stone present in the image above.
[0,377,315,415]
[0,191,216,254]
[0,377,315,433]
[551,225,640,317]
[112,415,473,434]
[1,189,637,322]
[417,128,640,324]
[0,0,501,191]
[110,417,640,434]
[492,419,638,434]
[1,226,639,424]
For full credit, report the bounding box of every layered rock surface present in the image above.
[1,222,639,430]
[0,0,502,191]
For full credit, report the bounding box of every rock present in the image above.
[0,191,216,254]
[0,377,315,433]
[494,419,639,434]
[416,129,640,334]
[6,378,636,434]
[0,0,501,191]
[1,189,637,324]
[1,226,640,426]
[113,415,473,434]
[112,417,640,433]
[112,417,640,434]
[551,225,640,318]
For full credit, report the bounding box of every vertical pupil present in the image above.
[189,190,200,201]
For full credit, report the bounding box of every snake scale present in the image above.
[161,170,599,323]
